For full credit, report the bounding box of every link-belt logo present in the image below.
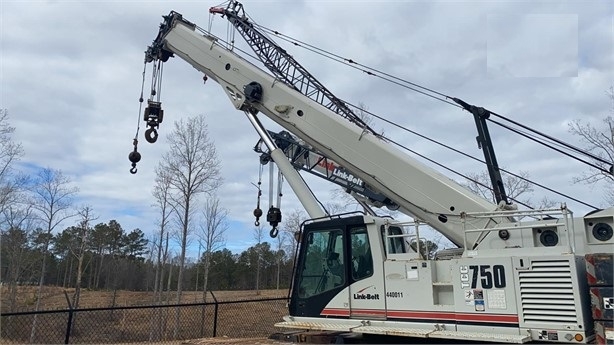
[316,158,364,186]
[353,285,380,300]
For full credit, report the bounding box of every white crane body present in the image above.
[142,10,614,344]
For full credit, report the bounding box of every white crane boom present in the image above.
[146,13,500,247]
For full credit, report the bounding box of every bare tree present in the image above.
[1,203,36,312]
[158,114,221,338]
[327,189,358,213]
[273,227,289,290]
[198,196,227,301]
[253,225,265,295]
[0,109,25,217]
[569,87,614,205]
[409,238,439,260]
[324,198,352,216]
[280,208,307,259]
[354,102,384,136]
[0,110,21,179]
[72,206,97,310]
[29,168,78,343]
[464,170,531,205]
[152,166,173,304]
[464,169,558,210]
[57,206,96,339]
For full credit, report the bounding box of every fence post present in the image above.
[199,291,208,337]
[63,291,73,344]
[199,303,205,337]
[210,290,218,337]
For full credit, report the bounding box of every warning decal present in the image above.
[487,289,507,310]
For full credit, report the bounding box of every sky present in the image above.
[2,0,613,259]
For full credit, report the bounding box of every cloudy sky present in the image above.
[3,0,612,257]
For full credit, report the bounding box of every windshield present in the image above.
[297,229,344,298]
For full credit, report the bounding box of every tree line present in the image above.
[1,110,303,320]
[0,218,298,310]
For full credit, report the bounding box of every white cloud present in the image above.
[487,14,579,77]
[2,0,612,255]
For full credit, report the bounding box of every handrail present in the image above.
[461,205,575,253]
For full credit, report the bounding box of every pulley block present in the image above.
[244,81,263,102]
[267,207,282,225]
[143,100,164,124]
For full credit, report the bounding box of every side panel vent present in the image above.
[518,259,578,324]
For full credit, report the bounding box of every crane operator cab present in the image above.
[290,214,410,319]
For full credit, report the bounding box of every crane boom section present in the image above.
[148,14,500,246]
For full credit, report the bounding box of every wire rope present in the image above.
[203,15,602,210]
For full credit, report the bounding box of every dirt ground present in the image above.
[185,337,294,344]
[109,336,297,345]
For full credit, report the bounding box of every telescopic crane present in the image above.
[136,3,614,343]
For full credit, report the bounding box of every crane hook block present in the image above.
[143,100,164,124]
[128,143,141,175]
[129,150,142,164]
[143,100,164,144]
[253,207,263,227]
[267,207,282,228]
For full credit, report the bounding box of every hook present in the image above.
[130,164,138,174]
[145,127,158,143]
[269,227,278,238]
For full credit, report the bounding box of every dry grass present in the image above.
[1,287,290,344]
[1,286,287,311]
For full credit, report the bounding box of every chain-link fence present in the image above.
[0,296,288,344]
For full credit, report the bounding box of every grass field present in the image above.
[1,285,287,311]
[1,286,290,344]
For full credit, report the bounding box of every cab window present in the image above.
[351,227,372,280]
[380,225,406,255]
[297,229,344,298]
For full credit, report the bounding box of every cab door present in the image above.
[290,216,364,318]
[348,225,387,319]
